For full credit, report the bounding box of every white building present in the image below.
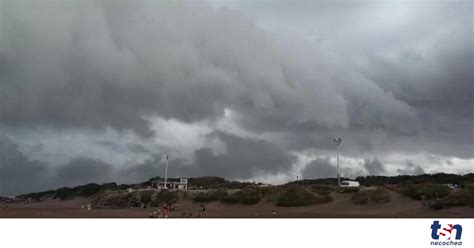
[151,178,188,190]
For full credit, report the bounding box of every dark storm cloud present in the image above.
[0,0,472,190]
[1,0,470,147]
[122,131,297,182]
[363,158,385,175]
[301,157,337,179]
[0,135,51,196]
[54,157,114,188]
[363,5,474,158]
[96,140,119,151]
[1,0,335,137]
[0,136,116,195]
[190,131,296,179]
[127,143,150,154]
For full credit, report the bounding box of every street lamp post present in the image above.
[164,155,169,189]
[333,137,342,186]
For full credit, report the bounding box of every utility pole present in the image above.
[164,154,169,189]
[333,137,343,186]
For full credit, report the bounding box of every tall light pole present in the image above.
[333,137,342,186]
[164,154,169,189]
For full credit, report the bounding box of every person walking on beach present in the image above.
[201,204,206,217]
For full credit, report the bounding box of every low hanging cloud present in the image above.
[0,136,51,196]
[301,157,337,179]
[363,158,386,175]
[121,131,297,183]
[1,129,298,195]
[54,157,114,188]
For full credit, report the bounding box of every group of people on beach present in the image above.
[150,203,206,218]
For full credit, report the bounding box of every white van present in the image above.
[340,180,360,188]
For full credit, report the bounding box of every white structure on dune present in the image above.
[151,178,188,190]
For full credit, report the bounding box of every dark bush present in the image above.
[338,187,360,193]
[54,187,75,200]
[463,183,474,192]
[140,191,153,205]
[73,183,102,198]
[93,190,130,208]
[276,186,317,207]
[264,186,286,203]
[150,190,178,207]
[402,184,450,200]
[312,185,333,195]
[370,188,391,204]
[219,189,262,205]
[441,190,474,208]
[240,189,262,205]
[221,191,242,204]
[352,191,369,205]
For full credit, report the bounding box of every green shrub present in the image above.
[402,184,450,200]
[441,190,474,208]
[140,191,153,205]
[312,185,333,195]
[352,191,369,205]
[219,189,262,205]
[276,186,317,207]
[93,190,130,208]
[463,183,474,193]
[150,190,178,207]
[370,188,391,204]
[264,186,286,203]
[221,191,242,204]
[54,187,75,200]
[240,189,262,205]
[211,190,229,200]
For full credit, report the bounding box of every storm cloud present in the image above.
[0,135,50,196]
[301,157,337,179]
[121,131,297,183]
[0,0,472,194]
[54,157,114,188]
[363,158,386,175]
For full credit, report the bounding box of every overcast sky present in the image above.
[0,0,472,196]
